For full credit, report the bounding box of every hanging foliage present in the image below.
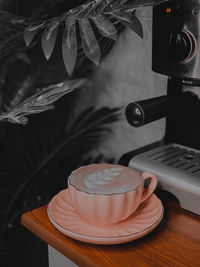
[23,0,169,76]
[0,0,169,125]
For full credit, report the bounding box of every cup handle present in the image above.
[140,172,157,204]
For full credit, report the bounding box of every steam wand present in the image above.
[125,92,198,127]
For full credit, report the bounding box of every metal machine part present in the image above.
[125,78,200,215]
[152,0,200,81]
[128,143,200,215]
[125,92,198,127]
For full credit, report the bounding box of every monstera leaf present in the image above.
[0,78,86,124]
[22,0,169,76]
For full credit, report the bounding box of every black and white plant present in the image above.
[0,0,168,124]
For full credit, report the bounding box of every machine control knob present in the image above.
[169,29,196,63]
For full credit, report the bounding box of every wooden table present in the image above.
[21,191,200,267]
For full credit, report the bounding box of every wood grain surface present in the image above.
[21,191,200,267]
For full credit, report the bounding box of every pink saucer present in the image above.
[47,189,164,245]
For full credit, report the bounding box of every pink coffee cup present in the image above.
[68,164,157,225]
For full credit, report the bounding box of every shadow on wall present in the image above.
[74,6,168,161]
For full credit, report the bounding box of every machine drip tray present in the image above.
[129,143,200,215]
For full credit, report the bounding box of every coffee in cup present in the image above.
[68,163,157,225]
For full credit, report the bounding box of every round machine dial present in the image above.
[169,29,196,63]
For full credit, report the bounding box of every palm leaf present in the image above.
[41,18,60,60]
[24,20,46,46]
[92,14,117,41]
[24,28,39,46]
[111,10,143,38]
[79,19,101,65]
[62,20,77,76]
[0,78,86,124]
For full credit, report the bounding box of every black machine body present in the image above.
[152,0,200,81]
[124,0,200,153]
[153,0,200,149]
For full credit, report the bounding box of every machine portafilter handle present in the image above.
[125,92,197,127]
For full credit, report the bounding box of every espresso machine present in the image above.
[120,0,200,215]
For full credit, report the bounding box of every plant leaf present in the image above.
[41,19,59,60]
[92,14,117,41]
[79,19,101,65]
[24,21,46,47]
[20,0,169,62]
[24,29,39,47]
[89,0,110,17]
[26,21,46,32]
[62,20,77,76]
[111,10,143,38]
[0,78,86,124]
[76,2,94,19]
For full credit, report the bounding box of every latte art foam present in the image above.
[84,167,122,188]
[69,164,143,195]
